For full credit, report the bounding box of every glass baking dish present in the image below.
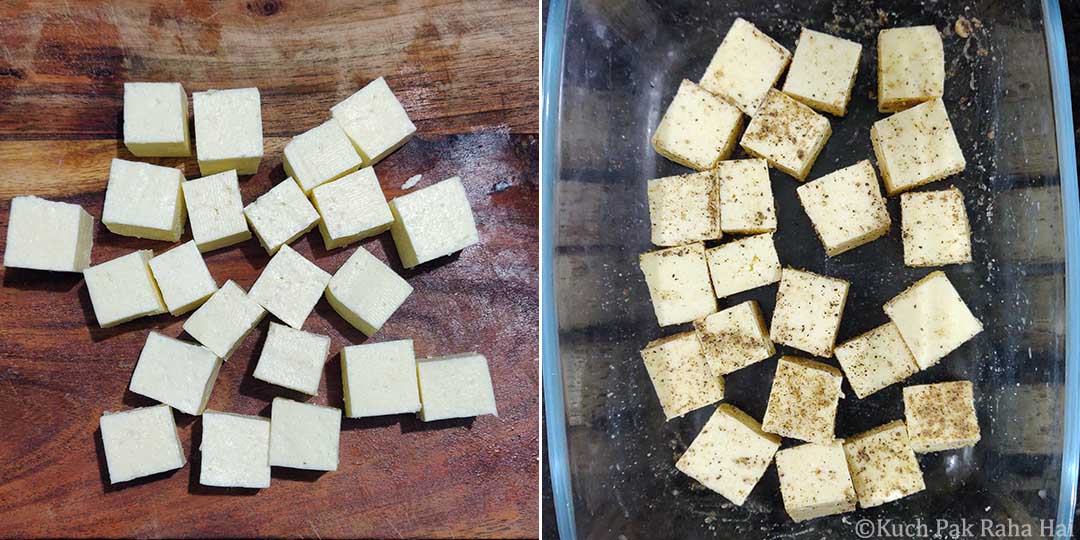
[541,0,1080,538]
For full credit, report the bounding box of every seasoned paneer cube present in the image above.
[675,404,780,505]
[243,178,320,255]
[782,28,862,116]
[843,421,926,508]
[3,196,93,272]
[268,397,341,471]
[148,241,217,316]
[639,243,717,326]
[83,250,166,327]
[248,245,331,329]
[871,99,965,195]
[705,234,781,298]
[901,187,973,266]
[183,280,266,359]
[762,356,843,443]
[903,381,981,452]
[699,18,791,114]
[693,301,774,376]
[640,331,724,420]
[330,77,416,165]
[312,167,394,249]
[389,176,479,268]
[123,82,191,157]
[253,322,331,395]
[770,268,849,357]
[717,159,776,234]
[129,331,222,416]
[341,340,421,418]
[193,87,263,175]
[796,160,890,256]
[775,441,857,522]
[877,26,945,112]
[416,353,498,421]
[651,80,744,170]
[646,170,721,246]
[99,405,185,484]
[740,90,831,181]
[883,271,982,369]
[834,322,918,399]
[183,170,250,252]
[284,120,363,194]
[199,411,270,488]
[325,246,412,336]
[102,159,186,242]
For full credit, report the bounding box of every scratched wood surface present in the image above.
[0,1,539,538]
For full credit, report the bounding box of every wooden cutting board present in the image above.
[0,1,538,538]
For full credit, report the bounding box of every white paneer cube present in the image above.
[770,268,849,357]
[243,178,320,255]
[102,158,186,242]
[843,421,926,508]
[775,441,857,522]
[647,170,721,247]
[253,322,330,395]
[268,397,341,471]
[312,167,394,249]
[148,241,218,316]
[129,331,222,416]
[901,187,973,267]
[700,18,792,114]
[883,271,983,369]
[640,331,724,420]
[704,234,781,299]
[325,246,412,336]
[341,340,422,418]
[123,82,191,157]
[248,245,331,329]
[639,243,717,326]
[651,79,744,170]
[416,353,498,421]
[834,322,919,399]
[903,380,981,452]
[193,87,263,175]
[389,176,479,268]
[782,29,862,116]
[740,90,832,181]
[694,301,774,376]
[877,26,945,112]
[330,77,416,165]
[796,160,890,256]
[871,98,965,195]
[717,159,776,234]
[3,196,93,272]
[762,356,843,444]
[83,250,166,327]
[199,411,270,488]
[284,120,363,194]
[183,280,266,360]
[675,404,780,506]
[99,405,185,484]
[183,170,251,252]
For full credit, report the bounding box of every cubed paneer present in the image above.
[312,167,394,249]
[325,246,413,336]
[834,322,918,399]
[284,120,363,194]
[183,170,251,252]
[796,160,890,256]
[148,240,218,316]
[762,356,843,443]
[123,82,191,157]
[199,411,270,488]
[843,421,926,508]
[253,322,331,395]
[99,405,185,484]
[883,271,982,369]
[102,158,186,242]
[740,90,831,181]
[330,77,416,165]
[782,28,862,116]
[901,187,973,267]
[193,87,263,175]
[3,196,93,272]
[183,280,266,360]
[770,268,849,357]
[341,340,421,418]
[705,233,782,299]
[83,250,167,327]
[389,176,479,268]
[877,26,945,113]
[903,380,981,452]
[693,300,774,376]
[651,79,744,170]
[416,353,498,421]
[268,397,341,471]
[699,18,791,115]
[129,331,222,416]
[243,178,320,255]
[646,170,722,247]
[775,441,857,522]
[639,243,717,326]
[248,245,331,329]
[871,99,965,195]
[717,159,776,234]
[640,331,724,420]
[675,404,780,505]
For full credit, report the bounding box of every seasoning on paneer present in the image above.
[183,280,266,360]
[900,187,973,267]
[782,28,862,116]
[193,87,263,175]
[796,160,890,256]
[341,340,421,418]
[740,89,832,181]
[843,421,926,508]
[675,404,780,506]
[99,405,185,484]
[253,322,331,396]
[416,353,498,421]
[693,300,774,376]
[83,250,167,328]
[148,241,218,316]
[717,158,776,234]
[129,331,222,416]
[834,322,919,399]
[389,176,479,268]
[248,245,332,329]
[640,331,724,420]
[704,233,781,299]
[3,196,93,272]
[639,242,717,326]
[877,26,945,113]
[123,82,191,157]
[325,246,413,336]
[871,98,965,195]
[102,158,186,242]
[284,120,363,194]
[182,169,251,252]
[762,356,843,443]
[775,441,857,521]
[199,411,271,488]
[331,77,416,166]
[646,170,722,247]
[312,167,394,250]
[770,268,849,357]
[243,178,321,255]
[268,397,341,471]
[903,380,981,452]
[651,80,744,170]
[883,271,983,369]
[699,18,791,115]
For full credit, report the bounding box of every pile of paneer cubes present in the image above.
[640,19,983,522]
[2,78,499,488]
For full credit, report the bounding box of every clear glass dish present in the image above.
[541,0,1080,538]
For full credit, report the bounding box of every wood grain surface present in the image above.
[0,1,539,538]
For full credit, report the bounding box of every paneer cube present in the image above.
[325,246,413,336]
[762,356,843,443]
[834,322,919,399]
[3,196,93,272]
[330,77,416,165]
[775,441,857,521]
[770,268,849,357]
[83,250,167,327]
[199,411,271,488]
[693,300,774,376]
[389,176,479,268]
[640,331,724,420]
[129,331,222,416]
[284,120,363,194]
[268,397,341,471]
[123,82,191,157]
[717,159,776,234]
[651,79,744,170]
[901,187,973,266]
[843,421,926,508]
[183,280,266,360]
[646,170,721,247]
[883,271,983,369]
[699,18,791,115]
[248,245,331,329]
[183,170,251,252]
[102,158,186,242]
[416,353,498,421]
[193,87,263,175]
[148,240,218,315]
[243,178,320,255]
[311,167,394,249]
[675,404,780,506]
[877,26,945,113]
[253,322,331,395]
[639,242,717,326]
[740,89,831,180]
[782,28,862,116]
[871,98,965,195]
[99,405,185,484]
[704,233,781,299]
[341,340,421,418]
[796,160,890,256]
[903,380,981,452]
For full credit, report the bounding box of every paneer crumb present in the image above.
[903,380,981,452]
[740,89,832,181]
